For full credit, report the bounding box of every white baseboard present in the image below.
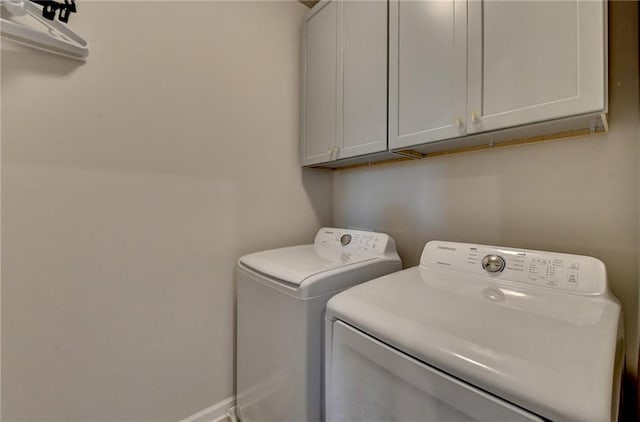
[179,396,236,422]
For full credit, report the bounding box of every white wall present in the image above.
[1,1,331,421]
[334,0,640,404]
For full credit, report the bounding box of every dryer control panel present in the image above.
[314,228,395,256]
[420,241,607,295]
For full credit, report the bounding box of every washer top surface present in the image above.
[239,227,399,286]
[326,241,623,422]
[240,244,377,286]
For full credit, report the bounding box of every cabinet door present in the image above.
[302,1,339,166]
[338,0,388,160]
[467,0,606,134]
[389,0,468,150]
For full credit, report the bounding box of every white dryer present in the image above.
[236,228,401,422]
[325,241,624,422]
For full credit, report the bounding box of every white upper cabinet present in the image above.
[302,0,388,166]
[388,0,606,152]
[466,0,606,134]
[303,0,607,167]
[389,0,467,150]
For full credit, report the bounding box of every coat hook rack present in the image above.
[0,0,88,60]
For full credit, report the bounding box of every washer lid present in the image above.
[326,243,623,422]
[240,244,377,286]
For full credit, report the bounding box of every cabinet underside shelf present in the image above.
[310,113,608,171]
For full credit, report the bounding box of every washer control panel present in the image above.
[315,228,393,255]
[421,241,607,295]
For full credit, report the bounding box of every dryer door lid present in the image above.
[240,244,377,286]
[325,267,622,422]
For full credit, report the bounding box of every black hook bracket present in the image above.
[31,0,77,23]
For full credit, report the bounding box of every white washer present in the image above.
[325,241,624,422]
[236,227,401,422]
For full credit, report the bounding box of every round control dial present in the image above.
[340,234,352,246]
[482,254,506,273]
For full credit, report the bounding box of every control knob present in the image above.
[340,234,352,246]
[482,254,506,273]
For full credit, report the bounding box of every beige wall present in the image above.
[1,1,331,421]
[334,0,640,404]
[2,0,638,420]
